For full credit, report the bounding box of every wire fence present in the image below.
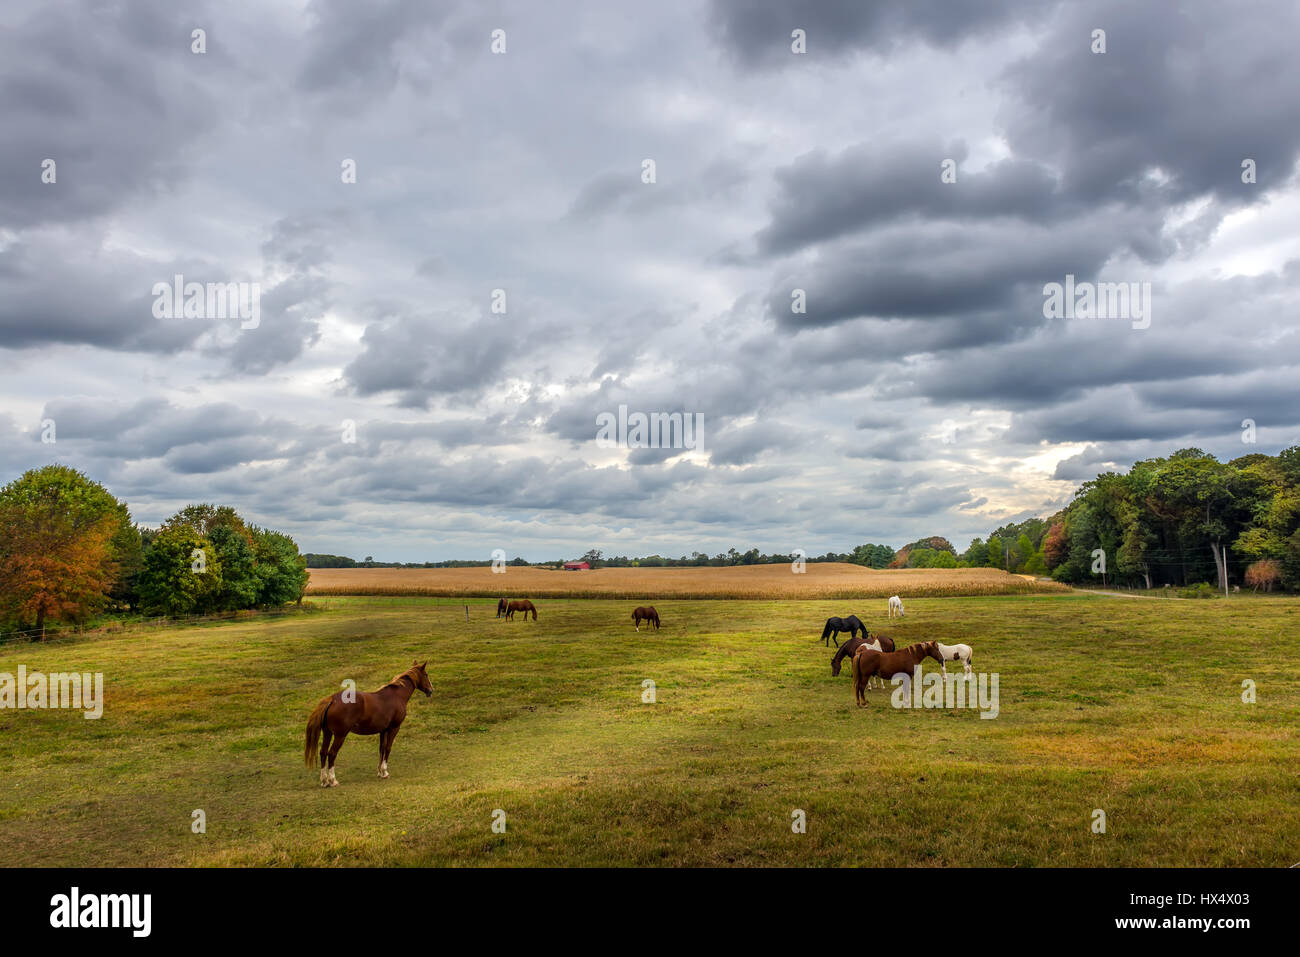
[0,605,317,647]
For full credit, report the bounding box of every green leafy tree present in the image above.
[138,525,225,616]
[251,527,309,606]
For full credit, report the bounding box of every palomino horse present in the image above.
[304,660,432,787]
[505,599,537,621]
[820,615,866,648]
[851,641,943,707]
[935,641,974,677]
[632,606,660,631]
[830,633,896,676]
[887,595,904,618]
[496,597,509,618]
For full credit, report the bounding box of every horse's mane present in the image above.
[379,667,420,692]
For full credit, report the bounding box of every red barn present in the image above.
[562,561,591,571]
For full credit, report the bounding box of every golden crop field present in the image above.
[305,562,1068,600]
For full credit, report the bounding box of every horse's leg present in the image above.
[382,726,400,777]
[326,731,348,786]
[318,726,333,787]
[378,728,394,778]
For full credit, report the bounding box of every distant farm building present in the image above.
[563,561,591,571]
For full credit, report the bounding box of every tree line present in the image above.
[0,465,309,637]
[1038,448,1298,591]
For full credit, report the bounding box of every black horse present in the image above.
[820,615,866,648]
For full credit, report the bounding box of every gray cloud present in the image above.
[2,0,1299,560]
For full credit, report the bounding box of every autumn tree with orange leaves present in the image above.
[0,465,140,638]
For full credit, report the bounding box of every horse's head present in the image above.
[922,641,943,664]
[411,659,433,697]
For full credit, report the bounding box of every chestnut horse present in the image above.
[830,633,895,676]
[632,606,660,631]
[851,641,944,707]
[505,599,537,621]
[848,634,900,688]
[304,661,432,787]
[820,615,866,648]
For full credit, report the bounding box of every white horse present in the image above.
[935,641,973,677]
[887,595,904,618]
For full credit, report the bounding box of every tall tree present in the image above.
[0,465,138,635]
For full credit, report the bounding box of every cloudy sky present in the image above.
[2,0,1298,562]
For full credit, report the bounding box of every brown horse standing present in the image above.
[304,661,432,787]
[830,633,895,676]
[851,641,943,707]
[632,606,660,631]
[505,599,537,621]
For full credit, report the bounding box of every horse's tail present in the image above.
[304,695,332,767]
[821,620,832,641]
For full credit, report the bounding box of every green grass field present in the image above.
[1,593,1297,866]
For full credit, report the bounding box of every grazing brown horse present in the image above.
[304,661,432,787]
[632,606,660,631]
[851,641,944,707]
[505,599,537,621]
[496,597,508,618]
[830,633,895,676]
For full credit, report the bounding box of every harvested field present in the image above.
[305,562,1069,600]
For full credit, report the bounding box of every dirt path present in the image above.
[1072,587,1183,600]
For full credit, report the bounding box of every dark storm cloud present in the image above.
[37,397,320,467]
[758,142,1063,256]
[0,0,217,230]
[999,0,1300,211]
[0,235,211,352]
[709,0,1054,69]
[904,330,1265,409]
[766,219,1121,330]
[344,311,515,408]
[707,420,801,466]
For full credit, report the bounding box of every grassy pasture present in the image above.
[306,562,1068,599]
[1,592,1296,867]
